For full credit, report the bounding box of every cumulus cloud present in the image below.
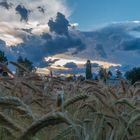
[0,0,70,45]
[0,12,78,67]
[15,5,30,22]
[37,6,45,14]
[64,62,77,68]
[0,0,13,10]
[95,44,107,58]
[121,38,140,51]
[70,23,79,29]
[0,0,69,23]
[44,35,85,55]
[48,12,69,36]
[0,22,28,46]
[10,30,85,67]
[0,8,85,68]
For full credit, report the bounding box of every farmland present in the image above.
[0,74,139,140]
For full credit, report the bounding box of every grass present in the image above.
[0,74,139,140]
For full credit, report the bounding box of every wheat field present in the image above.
[0,74,140,140]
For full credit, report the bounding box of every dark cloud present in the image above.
[5,12,85,67]
[48,12,69,36]
[46,58,59,66]
[64,62,77,68]
[132,26,140,32]
[41,33,52,40]
[83,24,131,43]
[37,58,59,68]
[95,44,107,58]
[45,36,85,55]
[0,1,13,10]
[37,6,45,13]
[10,35,46,67]
[10,33,85,67]
[121,38,140,51]
[21,28,33,34]
[15,5,30,22]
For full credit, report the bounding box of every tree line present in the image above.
[0,50,140,84]
[85,60,140,84]
[0,50,34,76]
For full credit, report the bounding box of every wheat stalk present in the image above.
[18,112,71,140]
[0,112,23,137]
[64,94,88,109]
[129,135,140,140]
[0,96,35,120]
[115,98,136,109]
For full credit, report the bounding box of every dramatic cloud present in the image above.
[95,44,107,58]
[0,22,27,46]
[44,35,85,55]
[15,5,30,22]
[0,10,85,68]
[38,58,59,68]
[0,0,13,10]
[121,38,140,51]
[10,31,85,67]
[132,26,140,31]
[0,0,69,45]
[3,2,140,71]
[37,6,45,14]
[48,12,69,36]
[64,62,77,68]
[72,22,140,67]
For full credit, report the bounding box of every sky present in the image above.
[67,0,140,30]
[1,0,140,45]
[0,0,140,74]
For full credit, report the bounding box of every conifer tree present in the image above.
[16,56,34,76]
[0,51,8,65]
[85,60,92,80]
[99,67,108,83]
[0,50,8,76]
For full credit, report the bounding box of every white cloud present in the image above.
[0,22,25,46]
[46,54,120,69]
[0,0,70,45]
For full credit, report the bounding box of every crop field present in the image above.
[0,74,140,140]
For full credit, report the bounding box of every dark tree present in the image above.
[108,70,112,77]
[85,60,92,80]
[24,58,34,71]
[108,70,113,79]
[16,56,24,76]
[125,67,140,84]
[0,50,8,65]
[0,50,8,76]
[116,69,122,78]
[16,56,34,76]
[77,75,85,81]
[98,67,108,83]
